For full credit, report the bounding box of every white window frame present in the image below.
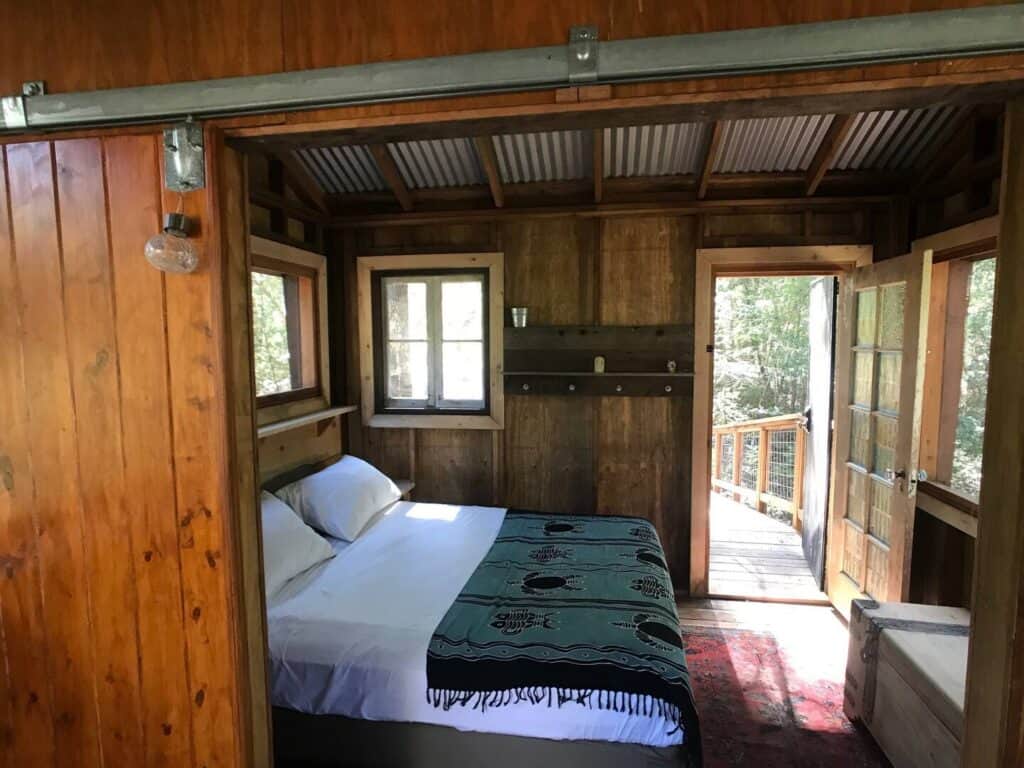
[357,252,504,430]
[380,273,487,412]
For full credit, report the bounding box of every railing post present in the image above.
[793,425,806,532]
[757,427,769,514]
[732,428,742,503]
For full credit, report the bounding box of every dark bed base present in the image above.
[273,707,699,768]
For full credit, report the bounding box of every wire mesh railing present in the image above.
[711,413,806,529]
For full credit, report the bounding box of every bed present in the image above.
[263,463,701,768]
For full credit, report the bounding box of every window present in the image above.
[358,253,503,429]
[949,257,995,496]
[919,221,998,503]
[250,239,328,409]
[379,272,486,411]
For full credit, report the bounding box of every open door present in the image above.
[826,250,932,617]
[801,277,837,589]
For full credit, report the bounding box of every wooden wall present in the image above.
[340,208,868,588]
[0,135,253,767]
[3,1,1023,129]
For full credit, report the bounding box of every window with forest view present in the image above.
[378,271,486,412]
[251,260,319,402]
[950,257,995,497]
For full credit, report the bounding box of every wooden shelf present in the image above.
[504,371,694,377]
[257,405,357,439]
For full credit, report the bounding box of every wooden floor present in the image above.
[708,493,828,603]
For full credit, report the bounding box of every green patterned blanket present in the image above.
[426,510,701,758]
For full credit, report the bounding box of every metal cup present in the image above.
[511,307,529,328]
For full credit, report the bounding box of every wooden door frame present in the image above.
[689,245,872,596]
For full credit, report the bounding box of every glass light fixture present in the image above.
[145,212,198,273]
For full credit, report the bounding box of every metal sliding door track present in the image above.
[3,4,1024,132]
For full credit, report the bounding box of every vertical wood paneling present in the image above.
[105,134,194,768]
[0,144,57,768]
[503,395,595,514]
[0,132,255,768]
[414,429,493,504]
[55,138,145,766]
[161,175,241,768]
[6,141,103,768]
[346,214,698,588]
[596,217,696,587]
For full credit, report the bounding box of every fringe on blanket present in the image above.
[425,686,683,734]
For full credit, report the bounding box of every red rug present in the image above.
[682,625,890,768]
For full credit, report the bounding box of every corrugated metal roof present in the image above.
[387,138,485,189]
[604,123,709,177]
[294,105,967,196]
[714,115,834,174]
[294,146,386,195]
[492,131,589,183]
[831,104,966,171]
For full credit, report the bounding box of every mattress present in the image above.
[266,501,684,747]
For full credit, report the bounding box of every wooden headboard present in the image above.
[260,455,341,493]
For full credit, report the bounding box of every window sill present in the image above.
[257,405,358,439]
[917,480,979,538]
[366,412,503,430]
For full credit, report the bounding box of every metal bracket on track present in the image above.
[0,81,45,131]
[569,26,599,83]
[163,120,206,192]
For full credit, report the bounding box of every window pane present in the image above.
[849,409,871,469]
[951,258,995,497]
[873,414,897,477]
[852,352,874,408]
[877,352,900,413]
[385,280,428,340]
[878,283,905,349]
[442,279,483,340]
[387,341,429,400]
[442,341,483,402]
[251,272,292,397]
[856,289,877,347]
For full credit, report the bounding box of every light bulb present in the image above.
[145,213,198,273]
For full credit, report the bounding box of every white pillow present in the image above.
[275,456,401,541]
[260,491,335,598]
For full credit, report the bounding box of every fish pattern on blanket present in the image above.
[426,510,702,759]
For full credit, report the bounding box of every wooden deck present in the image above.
[708,493,828,603]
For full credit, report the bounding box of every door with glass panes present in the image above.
[826,249,932,617]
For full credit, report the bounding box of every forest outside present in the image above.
[713,276,817,426]
[951,257,995,498]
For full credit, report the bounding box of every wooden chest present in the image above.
[844,600,970,768]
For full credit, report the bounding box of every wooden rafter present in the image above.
[275,150,329,213]
[473,136,505,208]
[593,128,605,203]
[369,144,413,211]
[697,121,723,200]
[805,114,855,196]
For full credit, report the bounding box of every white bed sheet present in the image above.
[267,500,682,747]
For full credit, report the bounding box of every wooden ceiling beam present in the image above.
[369,144,413,211]
[697,121,724,200]
[806,114,856,196]
[593,128,605,204]
[275,149,329,213]
[473,136,504,208]
[231,79,1024,152]
[331,193,891,228]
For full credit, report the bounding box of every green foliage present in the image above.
[713,276,817,425]
[251,272,292,397]
[951,258,995,497]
